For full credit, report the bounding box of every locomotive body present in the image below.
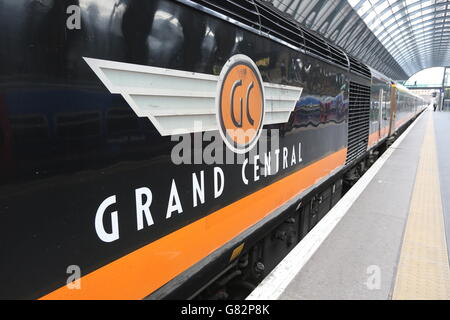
[0,0,426,299]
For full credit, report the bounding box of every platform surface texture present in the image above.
[248,109,450,300]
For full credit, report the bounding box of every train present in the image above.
[0,0,427,299]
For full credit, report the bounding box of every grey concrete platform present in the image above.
[278,112,429,300]
[247,110,450,300]
[272,110,450,300]
[268,115,434,300]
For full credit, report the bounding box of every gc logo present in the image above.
[216,55,265,154]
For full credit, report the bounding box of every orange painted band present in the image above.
[396,115,411,129]
[368,131,379,148]
[368,126,390,148]
[40,148,347,300]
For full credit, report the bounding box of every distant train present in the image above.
[0,0,426,299]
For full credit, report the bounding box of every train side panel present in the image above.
[394,85,427,132]
[0,0,348,299]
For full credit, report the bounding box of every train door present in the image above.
[382,83,390,139]
[378,88,384,139]
[388,84,397,136]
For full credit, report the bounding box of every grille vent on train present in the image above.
[188,0,260,29]
[299,27,332,63]
[346,82,370,165]
[254,1,306,50]
[348,56,371,80]
[253,1,350,70]
[179,0,351,70]
[328,43,349,69]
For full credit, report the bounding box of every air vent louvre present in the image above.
[348,56,371,79]
[299,27,331,62]
[255,1,305,50]
[346,82,370,165]
[180,0,357,72]
[328,43,349,69]
[191,0,260,28]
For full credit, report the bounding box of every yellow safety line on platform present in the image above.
[392,114,450,300]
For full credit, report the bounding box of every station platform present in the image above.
[248,109,450,300]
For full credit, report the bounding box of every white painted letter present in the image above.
[291,145,297,166]
[274,149,281,173]
[193,171,205,207]
[264,152,271,177]
[242,158,249,185]
[298,142,303,163]
[254,155,260,182]
[166,179,183,219]
[135,187,154,230]
[214,167,225,198]
[95,195,119,243]
[283,147,289,169]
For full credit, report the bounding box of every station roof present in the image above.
[270,0,450,80]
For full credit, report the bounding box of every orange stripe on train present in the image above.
[40,148,347,300]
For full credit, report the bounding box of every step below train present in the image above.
[0,0,426,299]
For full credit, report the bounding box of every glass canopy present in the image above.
[269,0,450,80]
[348,0,450,77]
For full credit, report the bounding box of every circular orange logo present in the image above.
[216,55,265,154]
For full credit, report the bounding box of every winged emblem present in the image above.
[84,56,303,152]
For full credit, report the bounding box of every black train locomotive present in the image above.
[0,0,426,299]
